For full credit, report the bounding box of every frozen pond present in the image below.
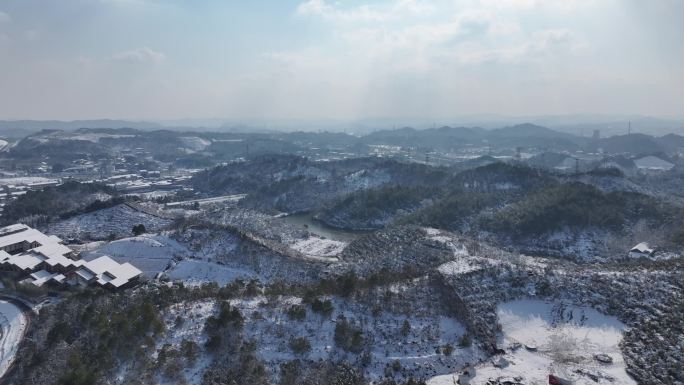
[429,299,637,385]
[0,300,28,379]
[278,213,367,243]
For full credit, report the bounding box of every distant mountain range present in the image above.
[0,120,162,138]
[2,115,683,137]
[2,119,684,156]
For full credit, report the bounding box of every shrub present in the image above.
[310,298,334,316]
[334,316,365,353]
[442,343,454,356]
[458,334,472,348]
[180,339,199,364]
[289,337,312,355]
[132,224,147,236]
[337,271,358,297]
[400,319,411,337]
[286,305,307,321]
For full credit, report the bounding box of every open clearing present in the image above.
[429,299,637,385]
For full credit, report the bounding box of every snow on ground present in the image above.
[0,176,57,186]
[113,300,216,385]
[165,194,246,208]
[289,236,346,261]
[437,260,483,276]
[170,228,240,261]
[80,234,189,277]
[45,204,172,240]
[157,300,215,385]
[179,136,212,151]
[69,133,136,142]
[0,300,28,379]
[429,299,637,385]
[544,229,606,261]
[343,169,391,190]
[132,190,178,200]
[227,295,484,382]
[425,228,468,257]
[166,259,256,286]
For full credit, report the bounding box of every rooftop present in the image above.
[0,224,141,289]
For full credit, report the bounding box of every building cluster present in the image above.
[0,224,141,290]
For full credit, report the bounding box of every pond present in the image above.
[278,213,368,243]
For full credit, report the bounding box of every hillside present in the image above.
[318,185,439,230]
[191,156,452,213]
[1,181,119,225]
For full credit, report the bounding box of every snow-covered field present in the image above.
[0,300,28,379]
[179,136,212,151]
[69,133,136,142]
[429,299,636,385]
[289,236,346,260]
[0,176,57,186]
[166,259,256,286]
[80,234,188,277]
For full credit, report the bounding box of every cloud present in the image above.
[337,10,496,52]
[296,0,433,23]
[294,0,585,72]
[535,29,573,48]
[111,47,166,64]
[446,28,576,65]
[0,11,10,24]
[478,0,598,11]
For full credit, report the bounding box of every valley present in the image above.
[0,124,681,385]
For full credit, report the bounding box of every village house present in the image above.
[629,242,655,259]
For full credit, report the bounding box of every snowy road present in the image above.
[0,300,28,379]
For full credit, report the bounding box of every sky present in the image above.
[0,0,682,122]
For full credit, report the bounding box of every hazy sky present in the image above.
[0,0,682,121]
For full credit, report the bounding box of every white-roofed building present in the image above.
[0,223,141,290]
[27,270,66,287]
[70,256,141,290]
[629,242,655,259]
[634,155,674,172]
[0,224,74,258]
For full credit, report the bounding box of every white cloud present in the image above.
[294,0,584,72]
[296,0,433,23]
[0,11,10,24]
[111,47,166,64]
[535,29,573,47]
[478,0,598,11]
[447,29,576,65]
